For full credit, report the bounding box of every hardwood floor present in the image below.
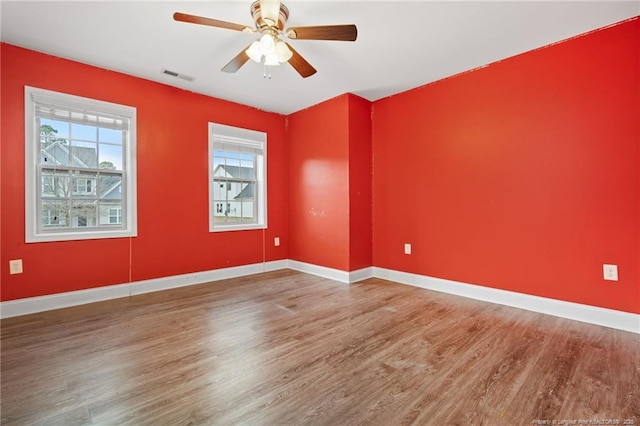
[1,270,638,425]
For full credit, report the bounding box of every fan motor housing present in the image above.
[250,1,289,31]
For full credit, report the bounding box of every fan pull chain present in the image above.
[262,63,272,79]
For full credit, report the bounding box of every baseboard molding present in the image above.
[350,267,375,283]
[286,261,373,284]
[0,260,288,319]
[0,282,132,319]
[2,261,637,334]
[131,260,288,296]
[264,259,289,272]
[373,267,640,334]
[287,260,351,283]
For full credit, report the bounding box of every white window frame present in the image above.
[208,122,266,232]
[25,86,137,243]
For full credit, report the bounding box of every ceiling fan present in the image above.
[174,0,357,78]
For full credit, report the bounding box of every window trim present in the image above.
[208,122,267,233]
[25,86,137,243]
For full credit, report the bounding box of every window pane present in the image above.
[99,203,122,225]
[41,140,71,166]
[40,118,69,140]
[71,201,97,228]
[99,143,123,170]
[213,150,226,174]
[71,123,97,141]
[72,171,97,196]
[97,174,122,199]
[41,200,69,228]
[240,158,255,175]
[41,170,71,198]
[70,141,98,168]
[109,208,122,224]
[99,128,123,144]
[241,199,254,221]
[42,175,54,196]
[224,152,242,167]
[236,181,254,200]
[227,201,240,220]
[213,198,230,223]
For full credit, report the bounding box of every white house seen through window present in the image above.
[209,123,266,232]
[25,86,137,242]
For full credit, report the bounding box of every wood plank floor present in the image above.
[1,270,638,425]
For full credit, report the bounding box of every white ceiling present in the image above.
[1,1,638,115]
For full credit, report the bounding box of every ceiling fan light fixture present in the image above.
[275,40,292,62]
[174,1,356,78]
[246,41,263,62]
[264,53,280,66]
[259,33,275,55]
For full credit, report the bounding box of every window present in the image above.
[209,122,266,232]
[74,178,93,194]
[108,207,122,224]
[25,86,137,242]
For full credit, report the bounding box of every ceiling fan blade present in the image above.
[259,0,281,26]
[286,25,357,41]
[221,45,252,73]
[285,43,316,78]
[173,12,253,32]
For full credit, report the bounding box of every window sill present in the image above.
[26,228,137,243]
[210,223,266,233]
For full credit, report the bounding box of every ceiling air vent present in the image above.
[161,69,194,82]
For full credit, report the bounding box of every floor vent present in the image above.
[161,69,194,82]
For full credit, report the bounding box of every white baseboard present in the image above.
[0,282,132,319]
[131,260,287,296]
[2,261,637,334]
[0,260,288,319]
[286,261,373,284]
[350,267,374,283]
[373,267,639,334]
[287,260,351,283]
[264,259,289,272]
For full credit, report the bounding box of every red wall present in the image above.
[348,95,373,271]
[287,95,351,270]
[0,44,288,301]
[372,18,639,314]
[286,94,373,272]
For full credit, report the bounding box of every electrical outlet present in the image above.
[404,243,411,255]
[274,237,280,247]
[9,259,23,275]
[603,264,618,281]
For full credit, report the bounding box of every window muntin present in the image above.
[25,87,137,242]
[209,123,266,232]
